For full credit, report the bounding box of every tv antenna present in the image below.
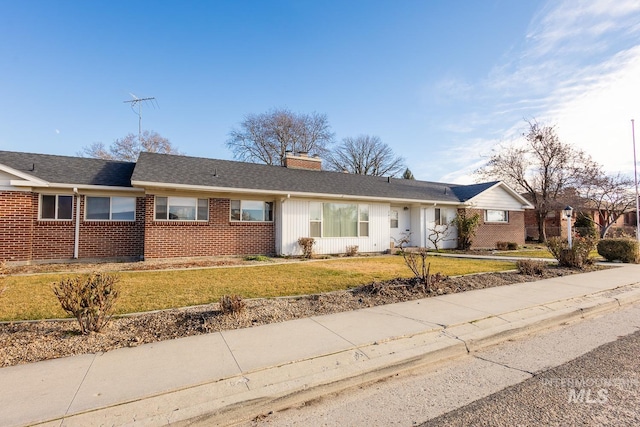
[123,94,158,142]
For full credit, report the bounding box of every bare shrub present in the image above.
[401,248,446,291]
[516,259,547,275]
[0,260,7,297]
[52,273,120,334]
[297,237,316,259]
[496,241,509,251]
[219,294,245,315]
[345,245,359,257]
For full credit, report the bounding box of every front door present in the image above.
[390,206,411,247]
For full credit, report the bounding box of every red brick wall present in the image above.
[0,191,35,262]
[471,209,526,249]
[143,196,275,258]
[76,197,145,259]
[1,192,145,263]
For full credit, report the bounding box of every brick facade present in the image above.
[1,192,145,263]
[470,209,526,249]
[0,191,35,262]
[143,197,275,258]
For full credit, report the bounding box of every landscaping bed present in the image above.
[0,265,582,368]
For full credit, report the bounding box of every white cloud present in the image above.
[440,0,640,183]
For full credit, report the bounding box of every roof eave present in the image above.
[131,180,462,205]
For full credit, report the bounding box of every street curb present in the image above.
[33,284,640,427]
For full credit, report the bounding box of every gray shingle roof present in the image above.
[0,150,135,187]
[132,152,491,203]
[0,150,506,204]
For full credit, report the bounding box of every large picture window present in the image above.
[86,196,136,220]
[309,202,369,238]
[230,200,273,222]
[40,194,73,220]
[155,197,208,221]
[485,209,508,223]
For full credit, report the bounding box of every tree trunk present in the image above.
[537,210,547,243]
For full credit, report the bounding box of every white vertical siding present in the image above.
[469,185,525,210]
[279,199,390,255]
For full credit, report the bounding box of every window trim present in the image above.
[154,196,209,221]
[230,200,274,222]
[40,194,73,221]
[309,202,370,238]
[485,209,509,223]
[85,196,136,221]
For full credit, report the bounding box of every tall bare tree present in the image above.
[78,130,180,161]
[581,173,636,238]
[326,135,406,177]
[227,108,334,166]
[476,120,599,242]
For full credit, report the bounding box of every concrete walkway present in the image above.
[2,264,640,427]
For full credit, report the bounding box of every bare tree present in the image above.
[78,130,180,161]
[581,173,636,238]
[476,120,599,242]
[426,221,452,251]
[326,135,406,177]
[227,108,334,166]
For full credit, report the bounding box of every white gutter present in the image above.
[130,180,460,206]
[73,188,80,259]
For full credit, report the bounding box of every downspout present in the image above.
[73,188,80,259]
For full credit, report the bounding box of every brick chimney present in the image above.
[284,151,322,170]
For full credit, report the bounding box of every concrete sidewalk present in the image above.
[2,265,640,427]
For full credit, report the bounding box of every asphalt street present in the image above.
[423,328,640,426]
[243,303,640,427]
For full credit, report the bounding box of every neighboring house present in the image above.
[524,205,638,241]
[0,150,533,264]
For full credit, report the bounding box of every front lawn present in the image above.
[0,256,515,321]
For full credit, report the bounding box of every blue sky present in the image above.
[1,0,639,183]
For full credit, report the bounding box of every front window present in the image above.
[485,210,508,223]
[230,200,274,222]
[155,197,209,221]
[310,202,369,237]
[435,208,442,226]
[390,209,399,229]
[86,196,136,220]
[40,195,73,220]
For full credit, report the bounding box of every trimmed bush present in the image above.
[516,259,547,275]
[496,241,509,251]
[597,239,639,263]
[297,237,316,259]
[52,273,120,334]
[496,242,518,251]
[546,236,597,268]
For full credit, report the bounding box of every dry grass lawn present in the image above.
[0,256,515,321]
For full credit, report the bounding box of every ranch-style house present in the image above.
[0,150,533,264]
